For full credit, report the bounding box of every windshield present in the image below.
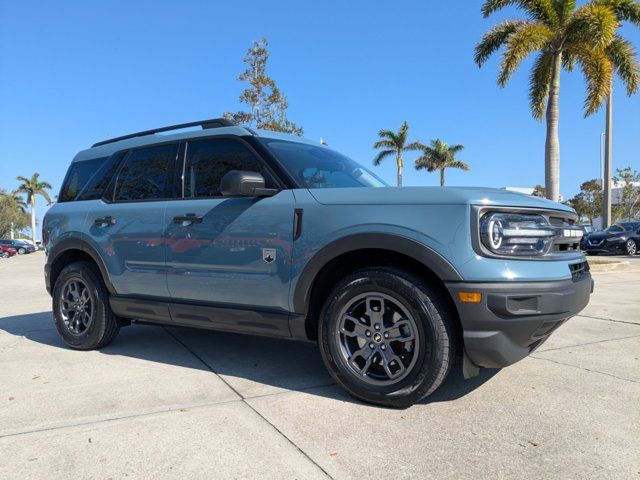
[605,225,625,233]
[259,139,387,189]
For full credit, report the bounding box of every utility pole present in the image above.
[602,89,613,229]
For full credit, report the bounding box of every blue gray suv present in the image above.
[43,119,593,407]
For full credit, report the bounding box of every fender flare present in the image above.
[46,237,116,295]
[292,232,462,314]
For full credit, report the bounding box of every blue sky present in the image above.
[1,0,639,228]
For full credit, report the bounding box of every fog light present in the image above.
[458,292,482,303]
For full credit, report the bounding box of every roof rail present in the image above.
[92,118,237,147]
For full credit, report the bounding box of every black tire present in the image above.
[52,261,120,350]
[586,252,597,256]
[2,251,9,258]
[17,247,26,255]
[318,267,455,408]
[625,239,637,256]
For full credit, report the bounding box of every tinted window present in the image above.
[114,144,177,201]
[183,139,270,198]
[259,139,387,189]
[58,157,106,202]
[76,153,125,201]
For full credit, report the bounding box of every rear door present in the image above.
[85,143,179,298]
[163,137,295,312]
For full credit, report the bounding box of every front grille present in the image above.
[549,216,582,253]
[569,261,590,281]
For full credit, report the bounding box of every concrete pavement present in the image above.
[0,253,638,479]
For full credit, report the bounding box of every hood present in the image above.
[308,186,574,212]
[587,230,628,240]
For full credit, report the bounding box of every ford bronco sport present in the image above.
[43,118,593,407]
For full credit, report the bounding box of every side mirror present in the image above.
[220,170,278,197]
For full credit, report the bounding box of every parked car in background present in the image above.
[43,118,592,408]
[0,239,37,254]
[0,245,17,258]
[581,222,640,256]
[35,241,44,250]
[579,225,594,235]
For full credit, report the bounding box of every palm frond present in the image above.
[448,144,465,154]
[607,35,640,95]
[373,149,395,166]
[529,51,554,120]
[445,160,471,171]
[481,0,559,26]
[555,0,577,25]
[565,3,618,50]
[405,141,427,151]
[596,0,640,25]
[498,23,554,86]
[574,46,613,116]
[474,20,528,66]
[373,139,397,149]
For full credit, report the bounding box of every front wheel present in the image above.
[626,239,637,256]
[17,247,26,254]
[2,251,9,258]
[52,261,120,350]
[318,267,455,408]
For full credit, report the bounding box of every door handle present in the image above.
[173,214,203,226]
[94,216,116,227]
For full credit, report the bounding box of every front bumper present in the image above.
[446,273,593,369]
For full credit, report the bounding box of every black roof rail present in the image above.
[92,118,237,147]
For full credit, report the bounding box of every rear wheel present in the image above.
[1,251,9,258]
[52,261,120,350]
[626,239,637,256]
[318,267,454,408]
[17,247,26,254]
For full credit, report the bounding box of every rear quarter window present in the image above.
[58,157,108,202]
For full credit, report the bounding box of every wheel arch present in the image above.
[292,233,463,349]
[47,238,116,296]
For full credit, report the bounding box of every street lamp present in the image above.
[599,132,605,189]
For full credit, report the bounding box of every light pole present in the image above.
[602,90,613,229]
[599,132,605,189]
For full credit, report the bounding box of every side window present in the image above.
[114,144,178,201]
[76,152,125,201]
[58,157,106,202]
[183,139,272,198]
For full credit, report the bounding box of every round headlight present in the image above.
[480,212,556,256]
[488,218,503,249]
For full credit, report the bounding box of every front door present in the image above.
[164,137,295,312]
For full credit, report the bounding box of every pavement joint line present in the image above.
[577,314,640,326]
[530,356,639,384]
[243,382,338,401]
[537,334,640,353]
[162,327,335,480]
[0,398,245,440]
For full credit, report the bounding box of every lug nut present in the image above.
[375,324,380,331]
[366,331,371,337]
[369,343,374,349]
[381,344,386,350]
[384,332,389,339]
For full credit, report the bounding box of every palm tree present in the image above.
[373,121,424,187]
[475,0,619,202]
[414,140,469,186]
[16,173,52,243]
[596,0,640,227]
[0,189,28,212]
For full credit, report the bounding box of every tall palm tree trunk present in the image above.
[544,53,562,203]
[29,196,36,243]
[397,151,403,187]
[603,86,613,228]
[440,169,445,186]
